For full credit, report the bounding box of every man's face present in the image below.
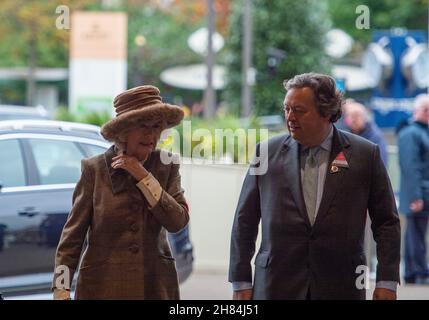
[344,105,366,134]
[415,103,429,124]
[284,87,331,147]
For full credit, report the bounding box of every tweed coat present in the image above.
[53,146,189,299]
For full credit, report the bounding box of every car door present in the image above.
[0,138,32,281]
[0,134,96,295]
[18,137,87,272]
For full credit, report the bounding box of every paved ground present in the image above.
[7,269,429,300]
[180,269,429,300]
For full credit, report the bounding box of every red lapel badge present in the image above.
[330,151,349,173]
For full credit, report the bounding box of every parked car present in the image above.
[0,120,193,297]
[0,105,50,121]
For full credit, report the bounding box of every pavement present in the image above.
[6,269,429,300]
[180,269,429,300]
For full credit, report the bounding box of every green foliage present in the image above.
[328,0,428,44]
[224,0,332,116]
[0,0,203,99]
[55,107,111,127]
[159,115,279,163]
[55,107,281,163]
[0,0,99,68]
[0,80,26,105]
[55,106,77,122]
[123,1,203,88]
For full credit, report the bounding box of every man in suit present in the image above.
[229,73,400,300]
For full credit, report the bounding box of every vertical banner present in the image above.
[69,12,127,115]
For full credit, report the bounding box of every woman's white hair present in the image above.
[111,119,167,152]
[414,94,429,111]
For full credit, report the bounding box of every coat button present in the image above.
[130,224,139,233]
[129,244,139,254]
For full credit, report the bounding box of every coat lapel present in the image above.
[313,127,351,228]
[143,151,159,181]
[282,136,311,227]
[104,146,135,195]
[104,146,161,195]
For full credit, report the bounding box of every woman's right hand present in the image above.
[53,288,71,300]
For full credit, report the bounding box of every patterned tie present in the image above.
[303,147,319,226]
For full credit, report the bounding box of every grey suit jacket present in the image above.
[229,127,400,300]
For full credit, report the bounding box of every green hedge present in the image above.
[55,109,281,163]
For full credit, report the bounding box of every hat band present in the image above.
[116,99,163,116]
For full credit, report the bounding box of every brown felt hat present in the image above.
[100,85,184,142]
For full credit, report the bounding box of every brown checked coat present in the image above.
[52,146,189,299]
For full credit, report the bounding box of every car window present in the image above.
[28,139,85,185]
[0,139,26,187]
[0,114,47,120]
[80,143,108,157]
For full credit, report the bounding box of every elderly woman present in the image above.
[52,85,189,300]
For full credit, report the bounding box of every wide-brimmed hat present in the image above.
[100,85,184,142]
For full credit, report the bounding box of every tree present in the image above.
[328,0,428,44]
[123,0,232,91]
[0,0,97,105]
[123,1,203,88]
[171,0,231,34]
[224,0,332,116]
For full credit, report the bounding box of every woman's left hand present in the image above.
[112,154,149,181]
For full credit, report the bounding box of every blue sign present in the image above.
[370,30,427,128]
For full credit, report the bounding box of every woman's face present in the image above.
[124,120,164,161]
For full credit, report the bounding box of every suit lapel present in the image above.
[313,127,351,228]
[282,136,311,227]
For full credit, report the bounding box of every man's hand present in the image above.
[233,289,252,300]
[410,199,424,213]
[112,154,149,181]
[53,288,71,300]
[373,288,396,300]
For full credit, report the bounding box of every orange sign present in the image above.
[70,12,127,60]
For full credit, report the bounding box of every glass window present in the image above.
[81,143,108,157]
[0,139,26,187]
[28,139,84,185]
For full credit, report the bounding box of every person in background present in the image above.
[398,94,429,285]
[343,100,388,166]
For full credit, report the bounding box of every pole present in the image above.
[242,0,253,117]
[204,0,216,119]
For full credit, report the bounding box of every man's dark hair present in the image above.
[283,73,343,123]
